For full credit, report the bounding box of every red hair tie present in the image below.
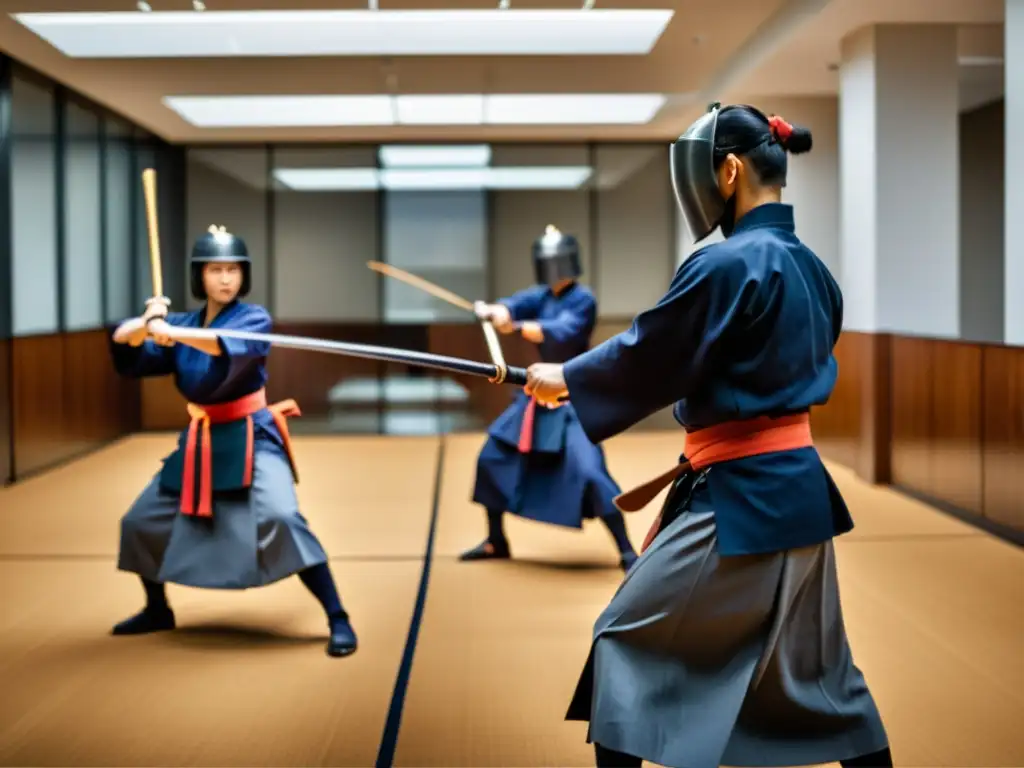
[769,115,793,142]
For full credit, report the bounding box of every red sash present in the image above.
[179,388,301,518]
[628,413,814,552]
[517,396,566,453]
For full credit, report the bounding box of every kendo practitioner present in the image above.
[460,226,638,571]
[108,226,357,658]
[525,104,893,768]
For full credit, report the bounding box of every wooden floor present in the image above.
[0,432,1021,767]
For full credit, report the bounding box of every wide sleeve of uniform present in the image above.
[205,304,273,392]
[108,312,190,378]
[562,248,758,444]
[498,286,547,322]
[539,288,596,346]
[216,304,272,360]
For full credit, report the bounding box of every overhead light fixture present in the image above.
[958,56,1003,67]
[382,168,493,191]
[192,1,206,10]
[483,167,592,190]
[11,8,673,57]
[163,94,666,127]
[272,166,592,191]
[485,94,665,124]
[136,1,151,11]
[394,95,484,126]
[274,168,380,191]
[379,145,492,168]
[165,95,395,127]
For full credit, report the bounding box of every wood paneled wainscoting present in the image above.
[5,329,141,482]
[812,331,1024,538]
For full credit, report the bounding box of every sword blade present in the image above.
[367,261,476,312]
[182,326,528,386]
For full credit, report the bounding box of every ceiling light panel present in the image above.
[272,167,592,191]
[165,95,394,127]
[379,145,492,168]
[394,95,485,126]
[485,94,666,124]
[12,9,674,58]
[164,94,666,127]
[274,168,381,191]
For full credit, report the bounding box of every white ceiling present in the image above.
[0,0,1008,143]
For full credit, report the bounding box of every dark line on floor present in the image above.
[375,435,446,768]
[0,553,428,564]
[838,532,984,544]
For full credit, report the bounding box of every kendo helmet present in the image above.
[670,103,727,245]
[190,225,251,300]
[532,225,582,287]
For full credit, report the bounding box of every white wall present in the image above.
[1006,0,1024,346]
[10,75,58,336]
[273,147,380,323]
[875,25,960,338]
[383,190,487,322]
[274,190,380,322]
[104,118,135,323]
[841,24,961,336]
[594,144,675,315]
[63,100,103,331]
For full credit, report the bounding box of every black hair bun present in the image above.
[784,126,813,154]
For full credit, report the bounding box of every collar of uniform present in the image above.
[546,280,578,299]
[731,202,795,236]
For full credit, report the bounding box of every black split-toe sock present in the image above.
[458,538,511,562]
[111,605,176,636]
[327,610,358,658]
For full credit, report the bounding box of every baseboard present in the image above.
[890,484,1024,549]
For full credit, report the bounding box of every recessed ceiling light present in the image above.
[272,166,592,191]
[12,9,674,58]
[394,95,485,126]
[379,145,492,168]
[163,94,667,127]
[275,168,380,191]
[958,56,1003,67]
[485,94,665,125]
[165,95,394,127]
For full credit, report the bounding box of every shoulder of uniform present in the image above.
[240,301,271,316]
[682,238,747,273]
[572,283,596,301]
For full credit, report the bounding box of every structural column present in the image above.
[838,24,960,483]
[839,23,961,337]
[1006,1,1024,345]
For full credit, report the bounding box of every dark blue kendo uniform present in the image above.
[109,227,357,659]
[460,228,636,570]
[556,103,890,768]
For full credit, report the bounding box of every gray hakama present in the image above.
[565,472,890,768]
[117,445,328,590]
